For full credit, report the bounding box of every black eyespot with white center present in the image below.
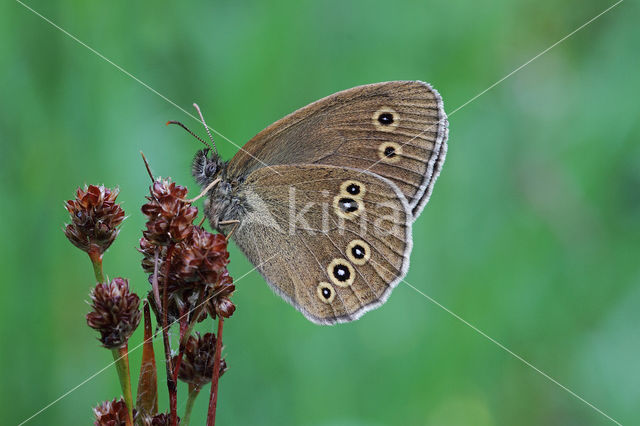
[372,107,399,132]
[340,180,366,199]
[334,193,363,219]
[317,282,335,303]
[346,183,360,195]
[378,112,394,125]
[327,259,355,287]
[333,264,350,282]
[347,239,371,265]
[338,198,358,213]
[351,244,365,259]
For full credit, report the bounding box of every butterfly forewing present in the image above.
[226,81,449,220]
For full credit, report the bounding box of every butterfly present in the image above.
[172,81,448,325]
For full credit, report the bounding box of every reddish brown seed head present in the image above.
[64,185,125,255]
[86,278,141,349]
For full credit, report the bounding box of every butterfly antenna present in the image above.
[193,103,218,154]
[166,120,213,151]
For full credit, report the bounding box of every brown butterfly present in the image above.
[173,81,448,325]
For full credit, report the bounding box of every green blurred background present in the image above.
[1,0,638,424]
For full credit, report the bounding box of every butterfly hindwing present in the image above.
[230,164,412,324]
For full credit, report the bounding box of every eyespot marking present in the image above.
[327,258,355,287]
[340,180,366,198]
[333,195,363,219]
[372,107,399,132]
[378,142,402,163]
[378,112,393,125]
[317,282,335,303]
[339,198,358,212]
[346,239,371,265]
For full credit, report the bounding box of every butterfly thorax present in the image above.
[192,148,248,233]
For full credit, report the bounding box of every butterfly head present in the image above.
[192,148,225,187]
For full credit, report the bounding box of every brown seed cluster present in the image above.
[148,412,177,425]
[206,270,235,320]
[140,179,234,324]
[174,332,227,387]
[68,174,236,423]
[141,179,197,246]
[64,185,125,256]
[93,398,172,426]
[87,278,141,349]
[93,398,132,426]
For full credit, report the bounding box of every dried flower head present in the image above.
[174,332,227,387]
[206,270,236,319]
[149,412,178,425]
[87,278,141,348]
[93,398,131,426]
[172,227,229,287]
[141,226,231,323]
[141,179,198,245]
[64,185,125,256]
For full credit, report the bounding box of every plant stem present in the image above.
[206,317,224,426]
[111,345,134,426]
[183,384,201,426]
[88,249,105,283]
[151,248,161,309]
[172,291,208,383]
[172,306,189,383]
[161,244,178,426]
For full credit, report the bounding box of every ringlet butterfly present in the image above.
[170,81,448,325]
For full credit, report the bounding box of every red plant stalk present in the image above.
[171,305,190,383]
[172,290,208,383]
[160,244,178,426]
[206,317,224,426]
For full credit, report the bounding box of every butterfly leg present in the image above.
[184,177,221,203]
[218,220,240,240]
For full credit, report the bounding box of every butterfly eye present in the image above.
[205,162,217,176]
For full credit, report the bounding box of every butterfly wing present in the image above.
[231,164,412,324]
[227,81,448,219]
